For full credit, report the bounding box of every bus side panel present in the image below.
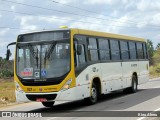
[122,61,139,88]
[76,64,101,99]
[75,67,90,99]
[100,62,123,92]
[138,61,149,84]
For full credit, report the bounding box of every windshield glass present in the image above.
[16,31,70,79]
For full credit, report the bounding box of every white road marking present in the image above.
[137,107,160,120]
[46,117,58,120]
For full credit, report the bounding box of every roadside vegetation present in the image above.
[0,57,15,107]
[0,78,15,107]
[147,40,160,78]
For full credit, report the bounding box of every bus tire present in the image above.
[42,101,55,107]
[123,75,137,94]
[129,75,138,93]
[85,83,98,105]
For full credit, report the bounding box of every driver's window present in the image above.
[78,44,86,64]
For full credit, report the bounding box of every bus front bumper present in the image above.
[15,87,81,103]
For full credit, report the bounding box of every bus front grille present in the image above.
[26,94,57,101]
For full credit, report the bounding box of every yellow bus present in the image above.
[6,28,149,107]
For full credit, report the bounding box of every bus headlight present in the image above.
[15,82,23,92]
[61,79,72,91]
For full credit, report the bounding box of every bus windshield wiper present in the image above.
[27,44,39,68]
[44,41,57,68]
[45,41,57,59]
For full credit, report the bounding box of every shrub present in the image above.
[0,69,14,78]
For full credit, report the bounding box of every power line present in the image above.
[1,0,160,29]
[1,0,152,27]
[1,9,160,31]
[0,9,143,29]
[49,0,160,28]
[0,26,32,30]
[49,0,137,24]
[1,0,160,28]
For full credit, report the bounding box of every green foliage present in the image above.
[152,49,160,65]
[146,39,154,65]
[155,64,160,73]
[0,70,13,78]
[156,43,160,50]
[0,58,14,78]
[150,46,160,77]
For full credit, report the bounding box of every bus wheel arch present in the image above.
[92,77,102,97]
[123,72,138,94]
[85,77,102,104]
[133,72,138,85]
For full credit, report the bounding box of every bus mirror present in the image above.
[6,42,16,60]
[77,45,82,55]
[6,49,11,60]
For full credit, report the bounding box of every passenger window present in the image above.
[110,40,120,60]
[98,38,110,60]
[120,41,129,60]
[143,43,148,59]
[129,42,137,59]
[88,38,98,61]
[136,42,144,59]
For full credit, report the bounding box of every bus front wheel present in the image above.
[42,101,55,107]
[85,83,98,104]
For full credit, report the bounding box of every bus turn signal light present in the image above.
[61,79,72,91]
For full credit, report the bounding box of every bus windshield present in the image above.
[16,31,70,79]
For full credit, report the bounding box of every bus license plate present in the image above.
[36,98,47,102]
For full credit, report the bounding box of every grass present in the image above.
[0,78,16,107]
[149,65,160,78]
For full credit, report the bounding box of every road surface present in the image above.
[0,78,160,120]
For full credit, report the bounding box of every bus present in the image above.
[6,28,149,107]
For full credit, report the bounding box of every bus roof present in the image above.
[71,28,145,42]
[20,28,145,42]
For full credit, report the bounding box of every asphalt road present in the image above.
[1,78,160,120]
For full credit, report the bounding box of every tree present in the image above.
[146,39,154,65]
[156,43,160,50]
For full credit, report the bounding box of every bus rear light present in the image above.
[61,79,72,91]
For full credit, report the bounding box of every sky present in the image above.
[0,0,160,58]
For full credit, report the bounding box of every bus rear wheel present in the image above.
[130,75,138,93]
[42,101,55,107]
[123,75,137,93]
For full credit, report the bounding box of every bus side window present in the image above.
[120,41,129,60]
[136,42,144,59]
[129,42,137,60]
[143,43,148,59]
[88,37,98,61]
[98,38,110,61]
[110,39,120,60]
[78,44,86,64]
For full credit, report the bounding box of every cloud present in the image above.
[70,15,129,33]
[137,0,160,11]
[1,0,160,58]
[38,16,71,24]
[150,13,160,25]
[84,0,117,5]
[11,5,16,11]
[57,0,73,4]
[14,16,38,32]
[0,29,10,37]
